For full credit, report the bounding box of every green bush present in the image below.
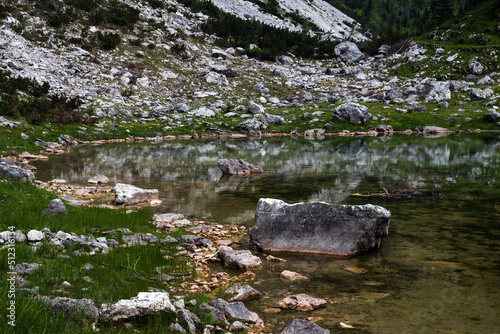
[0,4,14,18]
[0,70,50,97]
[90,1,140,28]
[66,0,98,12]
[98,31,121,49]
[145,0,164,9]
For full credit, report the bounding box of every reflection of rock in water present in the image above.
[216,174,263,193]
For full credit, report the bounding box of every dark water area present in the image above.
[32,133,500,333]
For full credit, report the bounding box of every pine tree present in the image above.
[428,0,453,28]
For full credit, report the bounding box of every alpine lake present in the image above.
[31,132,500,334]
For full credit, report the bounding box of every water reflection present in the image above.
[31,133,500,333]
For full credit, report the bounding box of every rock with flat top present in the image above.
[100,292,175,322]
[87,174,109,184]
[208,299,263,325]
[249,198,390,257]
[112,183,159,205]
[280,270,307,281]
[279,294,327,311]
[226,284,261,302]
[281,318,330,334]
[218,246,262,270]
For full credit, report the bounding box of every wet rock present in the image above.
[218,246,263,270]
[87,174,109,184]
[279,294,327,311]
[249,198,391,257]
[281,318,330,334]
[209,299,263,324]
[42,199,67,216]
[267,255,286,262]
[226,284,261,302]
[217,159,264,175]
[100,292,175,322]
[280,270,307,281]
[0,162,35,182]
[332,103,371,125]
[112,183,159,205]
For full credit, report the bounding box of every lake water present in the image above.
[32,133,500,333]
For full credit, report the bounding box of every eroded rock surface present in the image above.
[112,183,159,205]
[249,198,391,257]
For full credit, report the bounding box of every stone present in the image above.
[248,102,265,115]
[249,198,391,257]
[169,323,187,333]
[27,230,44,242]
[334,41,364,63]
[375,124,393,134]
[280,270,307,281]
[235,118,267,132]
[177,308,199,334]
[470,88,493,100]
[195,303,227,324]
[422,126,451,134]
[21,133,30,141]
[423,81,451,103]
[42,199,68,216]
[262,113,285,125]
[483,111,500,122]
[87,174,109,184]
[229,321,246,332]
[217,159,264,175]
[278,56,293,65]
[175,103,190,113]
[208,299,263,324]
[14,262,42,274]
[218,246,262,270]
[191,107,215,118]
[112,183,159,205]
[467,59,483,75]
[100,292,175,322]
[226,284,261,302]
[0,162,35,182]
[332,103,372,125]
[281,318,330,334]
[39,296,99,320]
[154,213,184,223]
[279,294,327,311]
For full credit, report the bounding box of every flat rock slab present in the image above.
[281,318,330,334]
[217,159,264,175]
[112,183,159,205]
[87,174,110,184]
[218,246,262,270]
[226,284,261,302]
[280,270,308,281]
[279,294,327,311]
[208,298,263,325]
[100,292,175,322]
[249,199,391,257]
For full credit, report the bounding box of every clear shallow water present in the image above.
[32,133,500,333]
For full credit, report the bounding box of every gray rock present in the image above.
[14,262,42,274]
[122,233,145,246]
[249,198,391,257]
[423,81,451,103]
[218,246,263,270]
[42,199,68,216]
[191,107,215,118]
[262,113,285,125]
[112,183,159,205]
[484,111,500,122]
[334,41,364,63]
[0,116,22,128]
[438,101,449,108]
[217,159,264,175]
[332,103,372,125]
[449,80,469,92]
[155,213,184,223]
[27,230,44,242]
[208,299,262,324]
[41,296,99,320]
[229,321,246,332]
[477,75,493,85]
[60,196,89,207]
[195,303,226,324]
[0,162,35,182]
[177,309,199,334]
[235,118,268,132]
[375,125,393,134]
[100,292,175,322]
[248,102,265,115]
[175,103,190,113]
[470,88,493,100]
[422,126,451,133]
[169,323,187,333]
[281,318,330,334]
[467,59,484,75]
[21,133,30,141]
[226,284,261,302]
[87,174,109,184]
[278,56,293,65]
[279,294,327,311]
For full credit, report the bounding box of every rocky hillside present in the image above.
[0,0,499,148]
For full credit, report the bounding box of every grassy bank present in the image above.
[0,180,206,333]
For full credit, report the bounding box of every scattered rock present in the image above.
[422,126,451,134]
[332,103,372,125]
[0,162,35,182]
[27,230,44,242]
[218,246,263,270]
[217,159,264,175]
[209,299,263,325]
[87,174,110,184]
[100,292,175,322]
[279,294,327,311]
[281,318,330,334]
[42,199,68,216]
[38,296,99,320]
[249,198,391,257]
[334,41,364,63]
[280,270,307,281]
[226,284,261,302]
[483,111,500,122]
[14,262,42,274]
[112,183,159,205]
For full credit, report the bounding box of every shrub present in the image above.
[145,0,164,9]
[98,31,121,49]
[171,43,189,59]
[0,4,14,18]
[66,0,98,12]
[90,1,140,28]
